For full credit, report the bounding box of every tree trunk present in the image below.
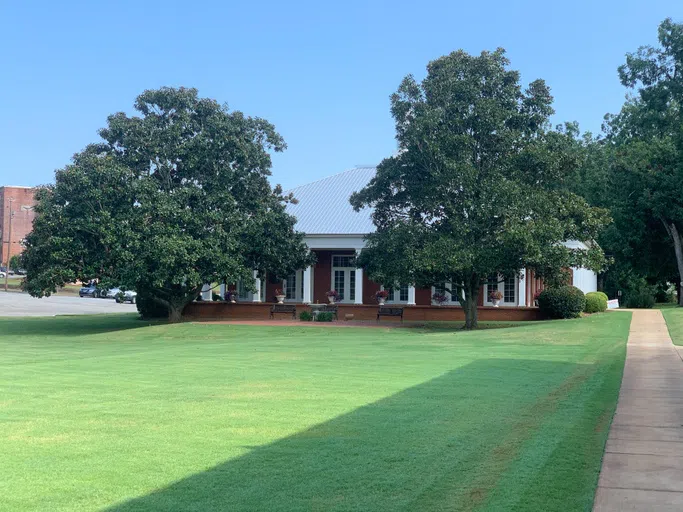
[168,305,183,323]
[662,220,683,307]
[462,277,480,330]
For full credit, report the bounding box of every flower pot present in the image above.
[378,298,386,306]
[276,295,285,304]
[230,299,236,304]
[328,297,335,304]
[492,299,500,307]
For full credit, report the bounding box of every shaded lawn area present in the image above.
[661,305,683,345]
[0,313,630,511]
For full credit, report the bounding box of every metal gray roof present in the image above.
[285,166,377,235]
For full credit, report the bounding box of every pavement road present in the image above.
[0,292,137,317]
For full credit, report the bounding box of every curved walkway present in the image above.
[594,310,683,511]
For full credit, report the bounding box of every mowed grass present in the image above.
[0,313,629,511]
[661,305,683,345]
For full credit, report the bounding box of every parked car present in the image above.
[115,290,137,304]
[79,284,99,297]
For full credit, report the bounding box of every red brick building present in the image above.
[0,186,37,267]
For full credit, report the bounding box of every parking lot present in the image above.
[0,292,136,316]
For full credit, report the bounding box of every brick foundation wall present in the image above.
[183,302,543,322]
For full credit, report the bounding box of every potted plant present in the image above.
[274,289,286,304]
[533,291,542,307]
[224,290,237,304]
[432,292,448,306]
[489,289,503,307]
[375,289,389,306]
[326,290,340,304]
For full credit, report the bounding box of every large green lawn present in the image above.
[0,313,630,511]
[661,305,683,345]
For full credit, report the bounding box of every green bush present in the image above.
[594,291,608,302]
[538,286,586,319]
[299,311,313,322]
[212,292,222,301]
[584,292,607,313]
[625,288,656,309]
[316,312,334,322]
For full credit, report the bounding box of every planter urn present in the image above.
[378,298,386,306]
[276,295,285,304]
[492,299,500,307]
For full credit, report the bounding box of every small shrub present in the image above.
[538,286,586,319]
[299,311,313,322]
[584,292,607,313]
[212,292,222,301]
[625,288,656,309]
[316,312,334,322]
[594,291,608,302]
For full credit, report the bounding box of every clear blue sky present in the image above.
[1,0,681,190]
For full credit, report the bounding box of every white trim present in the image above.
[303,265,312,303]
[354,249,363,304]
[252,270,262,302]
[518,270,526,307]
[407,285,416,306]
[304,235,366,251]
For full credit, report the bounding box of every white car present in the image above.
[114,290,137,304]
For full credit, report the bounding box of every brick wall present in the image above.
[0,187,36,265]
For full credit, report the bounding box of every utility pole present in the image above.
[4,197,14,292]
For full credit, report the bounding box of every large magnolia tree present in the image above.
[23,87,313,321]
[351,49,609,329]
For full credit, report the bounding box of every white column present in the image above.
[252,270,261,302]
[219,283,226,299]
[201,284,212,301]
[518,270,527,307]
[354,249,363,304]
[303,266,312,303]
[407,285,416,306]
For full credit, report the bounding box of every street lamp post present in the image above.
[4,197,15,292]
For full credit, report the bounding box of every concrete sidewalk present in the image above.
[593,310,683,511]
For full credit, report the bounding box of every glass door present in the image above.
[332,255,356,303]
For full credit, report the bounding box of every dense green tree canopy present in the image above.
[600,18,683,304]
[23,87,312,321]
[351,49,609,328]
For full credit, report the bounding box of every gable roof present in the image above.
[285,166,376,235]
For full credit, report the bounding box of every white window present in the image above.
[331,255,356,303]
[485,274,517,305]
[282,271,304,302]
[382,284,409,303]
[431,281,463,305]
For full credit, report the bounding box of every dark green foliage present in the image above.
[538,286,586,319]
[21,87,313,322]
[584,292,607,313]
[136,292,170,320]
[316,312,334,322]
[8,255,21,272]
[654,283,677,303]
[212,292,222,302]
[624,288,656,309]
[350,49,608,329]
[299,311,313,322]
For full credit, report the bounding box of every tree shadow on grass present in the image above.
[0,314,152,338]
[107,358,614,512]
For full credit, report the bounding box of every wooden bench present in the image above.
[377,307,404,323]
[320,304,338,321]
[270,304,296,320]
